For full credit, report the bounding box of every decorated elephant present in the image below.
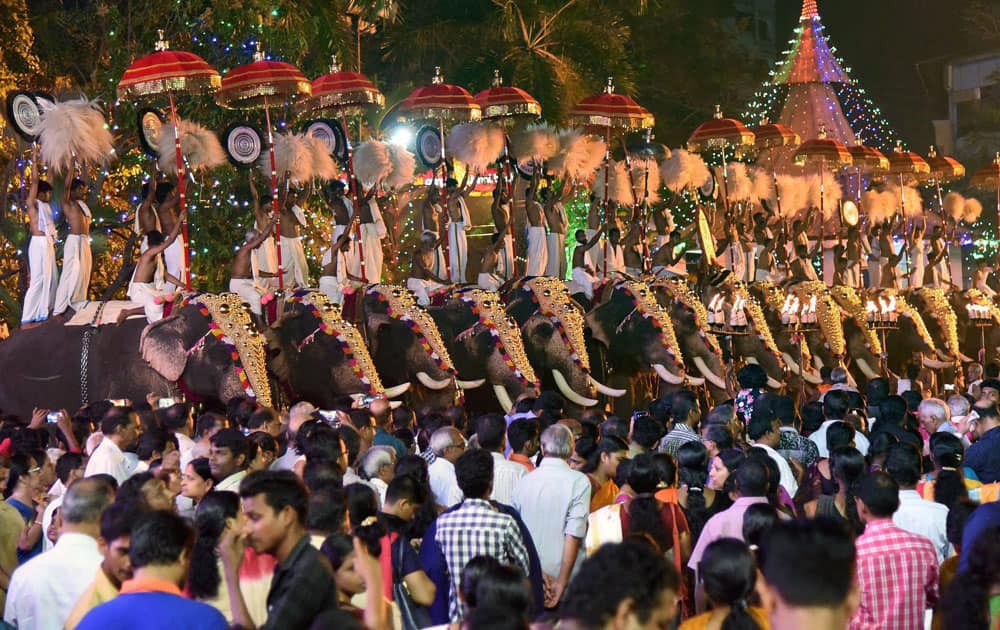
[864,288,948,377]
[748,281,824,392]
[651,277,731,402]
[907,287,972,366]
[265,290,410,408]
[586,280,702,416]
[0,293,272,420]
[819,284,883,384]
[504,277,625,410]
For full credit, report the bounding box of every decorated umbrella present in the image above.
[794,124,852,273]
[749,116,800,218]
[845,138,888,222]
[397,67,481,276]
[216,44,311,290]
[298,55,384,282]
[886,141,930,218]
[475,70,541,276]
[117,29,221,290]
[923,145,965,218]
[568,77,654,277]
[971,153,1000,267]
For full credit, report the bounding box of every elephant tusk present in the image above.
[652,363,686,385]
[383,382,411,398]
[456,378,486,390]
[935,349,952,362]
[389,401,402,410]
[813,355,825,370]
[588,375,626,398]
[493,384,515,413]
[956,351,974,363]
[552,369,598,407]
[416,371,454,391]
[855,358,880,381]
[744,356,759,365]
[766,377,785,390]
[686,375,706,386]
[922,357,954,370]
[692,356,727,390]
[780,352,823,385]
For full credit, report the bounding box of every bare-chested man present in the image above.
[542,183,571,278]
[879,219,903,289]
[420,186,448,279]
[407,232,451,306]
[651,230,687,279]
[118,209,186,323]
[789,242,821,283]
[571,226,606,300]
[248,171,280,290]
[319,213,361,305]
[621,217,645,277]
[477,232,511,292]
[21,146,57,325]
[924,224,949,288]
[843,224,868,288]
[585,193,606,274]
[279,182,310,289]
[651,206,675,252]
[525,174,548,276]
[751,213,777,282]
[229,212,279,315]
[490,185,514,280]
[53,174,93,315]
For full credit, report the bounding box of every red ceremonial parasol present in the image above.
[117,30,221,290]
[886,141,930,220]
[971,153,1000,267]
[217,44,311,290]
[794,125,852,271]
[298,55,384,281]
[923,145,965,219]
[750,117,800,219]
[845,138,888,209]
[398,68,482,277]
[568,78,654,276]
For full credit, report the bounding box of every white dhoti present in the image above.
[867,256,881,288]
[526,226,548,277]
[447,221,469,283]
[495,233,515,280]
[163,237,186,293]
[406,277,446,306]
[585,229,605,274]
[229,278,263,315]
[545,232,566,278]
[280,235,309,288]
[571,267,598,300]
[359,223,385,283]
[477,272,501,292]
[127,281,165,322]
[843,262,861,288]
[319,275,343,305]
[54,234,92,315]
[22,235,57,323]
[423,230,448,280]
[254,236,279,289]
[743,250,756,283]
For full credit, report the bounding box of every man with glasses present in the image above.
[428,428,466,509]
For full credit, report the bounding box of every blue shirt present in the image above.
[6,498,40,564]
[965,426,1000,483]
[959,502,1000,573]
[373,426,407,459]
[77,591,228,630]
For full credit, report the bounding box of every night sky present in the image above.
[775,0,988,149]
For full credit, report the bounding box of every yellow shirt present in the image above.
[0,502,26,611]
[679,606,771,630]
[589,479,620,513]
[64,568,119,629]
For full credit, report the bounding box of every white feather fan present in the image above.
[386,144,417,191]
[964,197,983,224]
[155,120,225,176]
[885,183,923,219]
[304,136,340,181]
[446,123,505,174]
[861,189,897,225]
[772,175,810,219]
[37,97,115,174]
[260,133,313,184]
[353,140,393,187]
[630,159,660,205]
[943,192,966,221]
[550,129,607,181]
[751,168,775,209]
[661,149,711,193]
[724,162,753,202]
[807,175,844,221]
[510,123,558,162]
[594,160,634,204]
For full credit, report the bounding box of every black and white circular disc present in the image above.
[415,126,443,169]
[302,119,347,162]
[5,90,43,141]
[223,123,264,168]
[137,108,165,158]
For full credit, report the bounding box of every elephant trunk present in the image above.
[552,369,598,407]
[416,371,454,391]
[587,375,627,398]
[692,356,728,391]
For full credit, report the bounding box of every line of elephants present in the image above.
[1,274,996,420]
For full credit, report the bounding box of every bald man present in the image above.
[272,401,319,471]
[369,397,407,459]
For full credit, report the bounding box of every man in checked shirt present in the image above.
[431,448,531,622]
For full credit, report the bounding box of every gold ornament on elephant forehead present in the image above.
[791,282,846,357]
[914,287,961,356]
[453,288,539,386]
[730,284,782,359]
[620,280,684,365]
[369,284,456,373]
[877,289,936,353]
[524,277,590,372]
[828,285,882,356]
[654,279,721,356]
[750,281,814,366]
[197,293,272,407]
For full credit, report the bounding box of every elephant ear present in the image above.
[139,314,190,382]
[585,305,612,348]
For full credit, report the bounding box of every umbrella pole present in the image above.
[819,161,825,277]
[264,100,284,290]
[770,150,783,219]
[898,173,908,280]
[996,185,1000,272]
[503,137,517,277]
[602,127,611,279]
[720,145,731,273]
[341,110,366,283]
[439,117,451,280]
[167,92,191,291]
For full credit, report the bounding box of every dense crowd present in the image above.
[0,362,999,630]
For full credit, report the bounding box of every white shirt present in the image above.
[215,470,247,493]
[809,419,870,458]
[40,495,63,553]
[751,442,798,497]
[489,452,526,506]
[176,432,196,470]
[428,457,463,508]
[893,489,951,563]
[4,532,103,630]
[83,437,131,484]
[370,477,389,507]
[512,457,591,578]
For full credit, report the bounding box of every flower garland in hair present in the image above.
[286,290,383,395]
[367,284,456,375]
[522,277,590,373]
[453,287,539,389]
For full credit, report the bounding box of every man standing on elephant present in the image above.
[571,227,605,301]
[542,184,570,279]
[53,174,93,316]
[279,184,311,289]
[248,171,279,291]
[445,174,473,283]
[843,224,868,288]
[118,208,187,324]
[228,213,279,316]
[420,186,448,279]
[408,233,451,306]
[358,181,388,283]
[319,215,361,305]
[491,185,515,280]
[525,174,548,277]
[21,145,58,326]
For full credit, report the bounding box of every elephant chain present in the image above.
[80,328,93,406]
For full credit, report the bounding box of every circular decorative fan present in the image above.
[223,123,265,168]
[5,90,43,141]
[137,107,165,158]
[302,118,347,163]
[415,125,443,169]
[842,199,860,227]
